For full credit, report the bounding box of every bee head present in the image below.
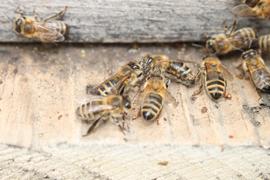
[140,55,154,75]
[122,96,131,109]
[206,38,217,54]
[241,49,257,60]
[14,16,25,34]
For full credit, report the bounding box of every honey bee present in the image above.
[241,49,270,92]
[233,0,270,19]
[87,55,153,96]
[13,7,68,42]
[152,55,195,87]
[76,95,131,135]
[140,67,174,122]
[192,55,233,101]
[206,22,257,55]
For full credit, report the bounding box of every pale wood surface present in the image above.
[1,144,270,179]
[0,44,269,148]
[1,0,270,43]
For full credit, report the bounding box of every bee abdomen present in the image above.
[234,28,256,48]
[252,70,270,92]
[95,79,119,96]
[259,35,270,52]
[206,79,226,100]
[141,93,163,121]
[76,102,95,121]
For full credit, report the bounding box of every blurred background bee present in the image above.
[87,56,153,96]
[76,95,131,135]
[206,21,257,55]
[240,49,270,93]
[192,55,233,101]
[233,0,270,19]
[139,66,176,122]
[13,6,68,42]
[152,55,195,87]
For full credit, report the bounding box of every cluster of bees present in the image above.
[11,1,270,135]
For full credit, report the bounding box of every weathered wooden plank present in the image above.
[1,0,270,43]
[0,44,270,148]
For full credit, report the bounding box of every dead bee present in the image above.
[241,49,270,92]
[152,55,196,87]
[87,55,153,96]
[76,95,131,135]
[206,21,257,55]
[192,55,233,101]
[233,0,270,19]
[13,7,68,42]
[140,67,175,122]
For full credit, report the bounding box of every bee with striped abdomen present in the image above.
[86,60,150,96]
[13,7,68,42]
[76,95,131,135]
[241,49,270,92]
[152,55,196,87]
[233,0,270,19]
[206,22,257,55]
[192,55,233,101]
[140,67,176,122]
[252,34,270,53]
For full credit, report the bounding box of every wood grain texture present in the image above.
[0,44,270,148]
[1,0,270,43]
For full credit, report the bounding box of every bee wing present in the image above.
[221,64,234,80]
[34,23,65,42]
[232,4,257,17]
[83,117,104,136]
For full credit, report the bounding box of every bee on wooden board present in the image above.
[13,6,68,42]
[240,49,270,93]
[76,95,131,135]
[233,0,270,19]
[87,55,153,96]
[192,55,233,101]
[139,66,176,122]
[151,55,196,87]
[206,21,257,55]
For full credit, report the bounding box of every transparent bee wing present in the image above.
[35,23,65,42]
[232,4,257,17]
[165,90,179,107]
[221,64,234,80]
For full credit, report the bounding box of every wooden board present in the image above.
[0,44,270,148]
[1,0,270,43]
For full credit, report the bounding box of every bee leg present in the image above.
[44,6,68,22]
[236,63,249,80]
[224,91,232,100]
[157,118,160,125]
[191,77,203,101]
[111,116,130,134]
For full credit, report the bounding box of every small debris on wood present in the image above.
[158,161,169,166]
[201,107,208,114]
[58,115,63,120]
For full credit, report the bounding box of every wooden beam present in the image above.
[1,0,270,43]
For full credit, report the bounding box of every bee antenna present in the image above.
[191,43,204,48]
